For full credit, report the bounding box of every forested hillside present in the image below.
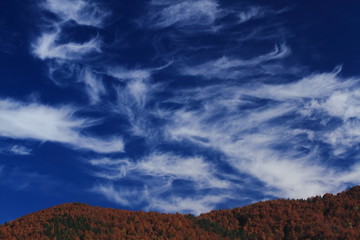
[1,186,359,240]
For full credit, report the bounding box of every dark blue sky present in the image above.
[1,0,360,223]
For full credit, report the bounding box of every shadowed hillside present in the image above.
[1,186,359,240]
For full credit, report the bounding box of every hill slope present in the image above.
[1,186,359,240]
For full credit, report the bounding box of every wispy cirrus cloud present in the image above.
[31,0,109,106]
[90,152,234,214]
[9,145,32,155]
[107,66,167,138]
[158,69,360,199]
[0,98,123,153]
[143,0,222,31]
[237,6,289,24]
[0,145,32,156]
[19,0,360,215]
[237,6,267,24]
[32,30,101,61]
[33,0,107,61]
[148,194,229,215]
[41,0,109,27]
[81,67,106,105]
[86,0,360,209]
[90,153,229,189]
[181,43,290,79]
[107,67,152,82]
[92,184,148,206]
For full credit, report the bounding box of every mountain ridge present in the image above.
[1,186,359,239]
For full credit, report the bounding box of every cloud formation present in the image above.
[41,0,109,27]
[90,152,233,214]
[144,0,221,30]
[32,30,101,61]
[74,1,360,212]
[0,98,123,153]
[181,43,290,79]
[0,145,32,155]
[31,0,108,105]
[148,194,229,215]
[159,69,360,199]
[17,0,360,215]
[9,145,32,155]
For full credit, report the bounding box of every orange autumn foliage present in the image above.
[0,186,359,240]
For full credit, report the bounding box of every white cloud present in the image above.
[238,6,266,24]
[89,158,130,166]
[168,119,332,199]
[46,60,80,85]
[45,61,106,104]
[31,0,109,108]
[139,153,229,189]
[90,153,229,189]
[324,120,360,155]
[161,102,337,199]
[182,43,290,79]
[114,77,151,109]
[92,184,147,206]
[237,6,289,24]
[42,0,109,27]
[339,162,360,184]
[127,79,148,107]
[244,69,360,156]
[81,67,106,104]
[32,30,101,60]
[145,0,221,30]
[148,194,228,215]
[0,98,123,153]
[107,67,152,82]
[249,68,351,101]
[222,138,336,198]
[310,89,360,120]
[90,152,234,213]
[91,64,360,208]
[0,145,32,155]
[109,69,165,137]
[158,68,360,200]
[28,0,360,213]
[9,145,32,155]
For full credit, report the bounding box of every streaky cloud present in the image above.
[90,152,235,214]
[0,98,124,153]
[158,68,360,199]
[238,6,266,24]
[92,184,148,206]
[81,67,106,105]
[107,67,152,82]
[20,0,360,215]
[0,145,32,156]
[90,152,229,189]
[181,43,290,79]
[41,0,110,27]
[148,194,229,215]
[32,30,101,60]
[144,0,222,31]
[237,6,289,24]
[9,145,32,155]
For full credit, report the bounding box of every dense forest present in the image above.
[0,186,359,240]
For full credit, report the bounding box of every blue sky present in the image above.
[1,0,360,223]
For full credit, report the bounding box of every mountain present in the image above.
[1,186,359,240]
